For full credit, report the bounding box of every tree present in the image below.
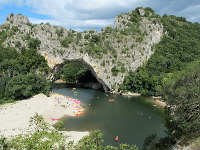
[7,73,50,100]
[0,46,50,101]
[76,130,104,150]
[61,62,87,83]
[161,60,200,142]
[28,38,41,49]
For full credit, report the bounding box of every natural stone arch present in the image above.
[3,10,164,93]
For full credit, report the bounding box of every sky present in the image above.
[0,0,200,31]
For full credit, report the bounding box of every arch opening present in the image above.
[51,60,109,91]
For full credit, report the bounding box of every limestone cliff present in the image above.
[1,8,163,93]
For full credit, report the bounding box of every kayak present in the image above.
[108,99,115,101]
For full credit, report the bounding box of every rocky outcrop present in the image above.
[1,8,163,93]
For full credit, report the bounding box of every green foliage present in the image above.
[56,28,64,37]
[142,60,200,149]
[120,68,159,96]
[103,26,113,33]
[144,7,155,14]
[105,144,138,150]
[20,48,50,73]
[7,73,50,99]
[136,35,144,43]
[143,134,175,150]
[76,130,138,150]
[161,60,200,142]
[121,13,200,96]
[143,133,158,150]
[60,35,74,48]
[45,22,50,25]
[90,34,100,43]
[0,47,50,101]
[111,66,120,76]
[76,130,104,150]
[55,62,98,84]
[84,33,90,39]
[0,29,8,44]
[88,30,96,34]
[11,26,19,32]
[129,10,141,23]
[75,32,82,43]
[0,136,9,150]
[3,114,67,149]
[28,38,41,49]
[15,41,21,48]
[53,121,65,130]
[121,67,126,73]
[60,39,69,47]
[61,62,87,83]
[76,32,82,39]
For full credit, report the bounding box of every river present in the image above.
[53,85,166,149]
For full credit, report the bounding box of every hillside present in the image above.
[121,14,200,96]
[0,7,163,93]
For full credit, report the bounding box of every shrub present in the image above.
[111,66,119,76]
[28,38,41,49]
[56,28,64,37]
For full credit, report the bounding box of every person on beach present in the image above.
[115,136,119,141]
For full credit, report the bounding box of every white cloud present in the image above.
[29,17,114,31]
[153,0,200,22]
[29,17,62,26]
[177,4,200,22]
[23,0,144,30]
[25,0,143,19]
[1,0,200,31]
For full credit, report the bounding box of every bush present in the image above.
[28,38,41,49]
[60,36,74,48]
[53,121,65,130]
[8,73,50,100]
[56,28,64,37]
[161,61,200,142]
[111,66,119,76]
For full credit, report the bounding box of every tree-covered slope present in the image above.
[0,46,50,102]
[120,14,200,96]
[143,60,200,150]
[162,60,200,143]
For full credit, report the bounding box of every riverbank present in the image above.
[150,97,167,107]
[0,93,89,143]
[121,91,141,96]
[121,91,167,107]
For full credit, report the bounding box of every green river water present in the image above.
[53,85,166,149]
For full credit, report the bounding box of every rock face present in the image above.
[1,8,163,93]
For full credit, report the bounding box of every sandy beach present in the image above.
[0,93,89,143]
